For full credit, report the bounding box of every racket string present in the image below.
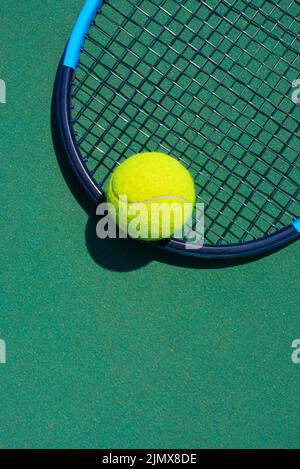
[75,50,299,233]
[84,1,300,169]
[71,0,300,244]
[78,0,300,168]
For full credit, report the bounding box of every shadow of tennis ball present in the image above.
[85,215,156,272]
[85,215,265,271]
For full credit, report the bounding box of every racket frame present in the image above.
[56,0,300,259]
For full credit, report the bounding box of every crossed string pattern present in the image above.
[71,0,300,244]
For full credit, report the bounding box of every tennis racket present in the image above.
[56,0,300,259]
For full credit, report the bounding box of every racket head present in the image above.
[56,0,300,259]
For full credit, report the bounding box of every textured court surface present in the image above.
[0,0,300,449]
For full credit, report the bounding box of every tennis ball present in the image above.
[106,152,196,240]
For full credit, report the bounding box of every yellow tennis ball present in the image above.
[106,152,196,240]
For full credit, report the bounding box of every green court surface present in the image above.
[0,0,300,449]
